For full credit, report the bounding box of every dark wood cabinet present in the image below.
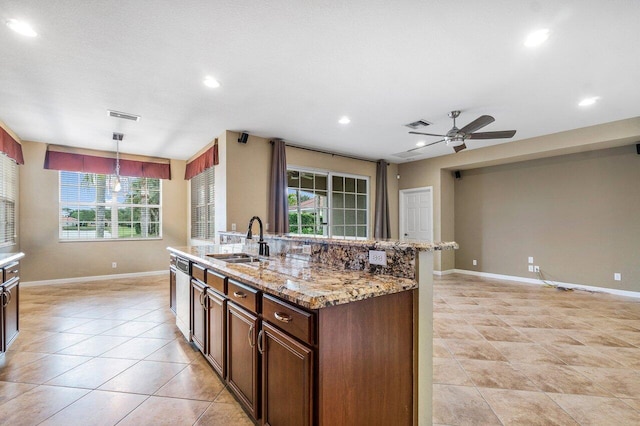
[168,254,415,425]
[169,267,176,314]
[1,260,20,353]
[205,288,226,378]
[260,322,313,426]
[191,278,207,352]
[227,301,260,421]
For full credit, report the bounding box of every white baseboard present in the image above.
[433,269,455,276]
[21,270,166,287]
[451,269,640,299]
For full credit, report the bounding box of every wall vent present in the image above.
[107,110,141,122]
[404,119,431,129]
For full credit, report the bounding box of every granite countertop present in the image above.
[168,245,422,309]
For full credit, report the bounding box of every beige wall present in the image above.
[454,145,639,291]
[19,140,188,282]
[222,131,399,239]
[398,116,640,272]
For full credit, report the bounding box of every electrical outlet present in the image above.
[231,223,236,231]
[112,262,117,269]
[369,250,387,266]
[614,273,621,281]
[472,259,477,266]
[265,223,269,230]
[528,265,534,272]
[534,265,540,272]
[302,245,311,254]
[528,257,534,264]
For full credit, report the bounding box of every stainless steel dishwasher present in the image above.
[175,257,191,341]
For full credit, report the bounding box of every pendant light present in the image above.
[112,132,123,192]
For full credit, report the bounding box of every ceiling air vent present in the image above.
[404,119,431,129]
[107,110,141,122]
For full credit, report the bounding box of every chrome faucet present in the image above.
[246,216,269,256]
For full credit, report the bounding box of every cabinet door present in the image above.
[205,289,226,378]
[169,267,176,314]
[2,278,19,351]
[227,302,260,421]
[261,322,313,426]
[190,279,206,352]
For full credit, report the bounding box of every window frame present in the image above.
[287,166,369,240]
[0,153,17,248]
[58,171,163,242]
[190,166,215,240]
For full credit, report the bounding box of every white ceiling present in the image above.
[1,0,639,162]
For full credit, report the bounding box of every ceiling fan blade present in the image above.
[459,115,495,135]
[453,143,467,153]
[468,130,516,139]
[408,131,446,137]
[406,139,445,152]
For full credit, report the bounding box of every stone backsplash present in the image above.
[219,232,417,279]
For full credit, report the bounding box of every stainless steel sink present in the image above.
[206,253,263,264]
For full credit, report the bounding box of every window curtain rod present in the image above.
[281,142,389,165]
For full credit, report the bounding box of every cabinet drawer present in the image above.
[192,263,206,283]
[206,270,227,295]
[263,294,315,345]
[228,280,259,313]
[3,262,19,283]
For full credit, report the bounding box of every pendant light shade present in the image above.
[113,132,123,192]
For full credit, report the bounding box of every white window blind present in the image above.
[59,171,162,240]
[191,166,215,239]
[287,168,369,239]
[0,153,17,246]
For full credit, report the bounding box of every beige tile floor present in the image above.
[0,275,253,426]
[433,274,640,425]
[1,273,639,425]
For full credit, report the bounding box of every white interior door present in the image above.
[400,187,433,242]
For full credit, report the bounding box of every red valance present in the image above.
[185,142,218,180]
[0,127,24,165]
[44,146,171,179]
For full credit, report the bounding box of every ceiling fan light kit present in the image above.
[401,110,517,156]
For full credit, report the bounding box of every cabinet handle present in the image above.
[248,324,255,348]
[274,312,292,323]
[2,290,10,307]
[10,269,18,274]
[257,330,265,354]
[233,291,246,299]
[199,292,206,308]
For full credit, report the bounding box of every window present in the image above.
[191,166,215,239]
[0,153,17,246]
[59,172,161,240]
[287,168,368,239]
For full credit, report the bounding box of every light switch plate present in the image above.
[614,273,621,281]
[369,250,387,266]
[528,256,534,264]
[528,265,534,272]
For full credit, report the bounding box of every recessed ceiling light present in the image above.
[416,141,426,147]
[524,29,549,47]
[578,96,600,107]
[6,19,38,37]
[203,76,220,88]
[338,116,351,124]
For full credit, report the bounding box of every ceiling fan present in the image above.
[406,110,516,154]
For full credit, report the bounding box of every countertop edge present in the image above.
[167,246,418,310]
[0,252,25,269]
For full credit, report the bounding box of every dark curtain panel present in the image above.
[374,159,391,239]
[269,140,289,234]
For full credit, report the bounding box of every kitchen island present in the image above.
[168,237,456,426]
